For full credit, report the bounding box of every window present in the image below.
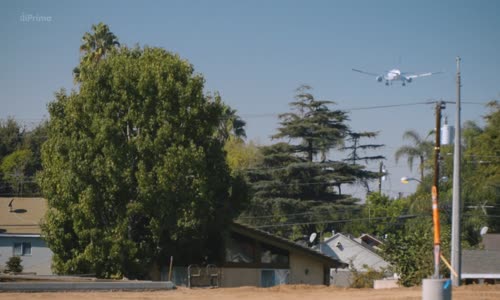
[225,234,255,263]
[260,243,289,265]
[13,242,31,256]
[224,233,290,268]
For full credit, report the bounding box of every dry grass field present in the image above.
[1,284,500,300]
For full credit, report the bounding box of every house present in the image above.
[0,197,53,275]
[319,233,391,287]
[461,234,500,284]
[162,222,348,287]
[0,197,347,285]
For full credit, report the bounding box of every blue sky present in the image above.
[1,0,499,199]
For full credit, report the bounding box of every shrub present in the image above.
[350,264,386,288]
[5,256,23,273]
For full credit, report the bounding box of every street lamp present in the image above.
[401,176,448,185]
[401,176,422,184]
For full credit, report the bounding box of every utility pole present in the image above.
[451,57,462,286]
[423,102,451,300]
[432,101,445,278]
[378,161,384,194]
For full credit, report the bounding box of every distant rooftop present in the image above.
[0,197,47,235]
[483,234,500,251]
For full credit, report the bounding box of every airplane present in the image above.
[352,68,442,86]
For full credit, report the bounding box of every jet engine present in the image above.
[376,76,383,82]
[406,77,412,83]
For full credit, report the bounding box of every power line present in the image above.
[239,208,363,220]
[1,100,492,123]
[253,214,423,229]
[344,101,433,111]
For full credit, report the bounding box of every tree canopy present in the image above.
[395,130,434,182]
[239,85,382,238]
[40,41,243,278]
[0,118,46,196]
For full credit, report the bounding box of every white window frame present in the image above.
[13,242,32,256]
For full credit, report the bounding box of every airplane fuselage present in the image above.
[386,69,402,81]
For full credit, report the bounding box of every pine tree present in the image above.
[240,85,368,238]
[342,131,385,192]
[343,131,385,165]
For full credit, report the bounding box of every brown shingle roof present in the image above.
[0,197,47,235]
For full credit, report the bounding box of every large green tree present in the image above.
[273,85,349,162]
[240,86,373,238]
[40,45,242,278]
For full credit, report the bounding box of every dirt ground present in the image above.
[1,284,500,300]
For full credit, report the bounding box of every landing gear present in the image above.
[385,81,389,86]
[402,82,406,86]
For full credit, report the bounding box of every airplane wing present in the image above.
[405,71,443,79]
[352,68,380,77]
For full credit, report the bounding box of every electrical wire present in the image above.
[253,214,425,229]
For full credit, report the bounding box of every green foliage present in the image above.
[1,149,33,194]
[406,101,500,246]
[272,85,349,162]
[350,264,386,288]
[462,101,500,233]
[40,42,242,278]
[0,118,22,160]
[21,121,48,175]
[0,119,47,195]
[74,23,120,82]
[383,218,450,287]
[218,103,246,141]
[224,137,262,174]
[395,130,434,182]
[343,131,385,165]
[4,256,23,273]
[385,103,499,286]
[239,85,371,238]
[345,192,407,237]
[80,22,120,63]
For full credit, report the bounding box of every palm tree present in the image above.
[74,23,120,81]
[219,104,246,142]
[80,22,120,62]
[395,130,434,182]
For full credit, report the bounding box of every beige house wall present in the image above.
[220,268,260,287]
[289,253,324,285]
[219,253,326,287]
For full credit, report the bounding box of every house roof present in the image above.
[358,233,384,247]
[230,222,348,269]
[320,233,390,271]
[482,234,500,251]
[461,250,500,278]
[324,233,377,252]
[0,197,47,235]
